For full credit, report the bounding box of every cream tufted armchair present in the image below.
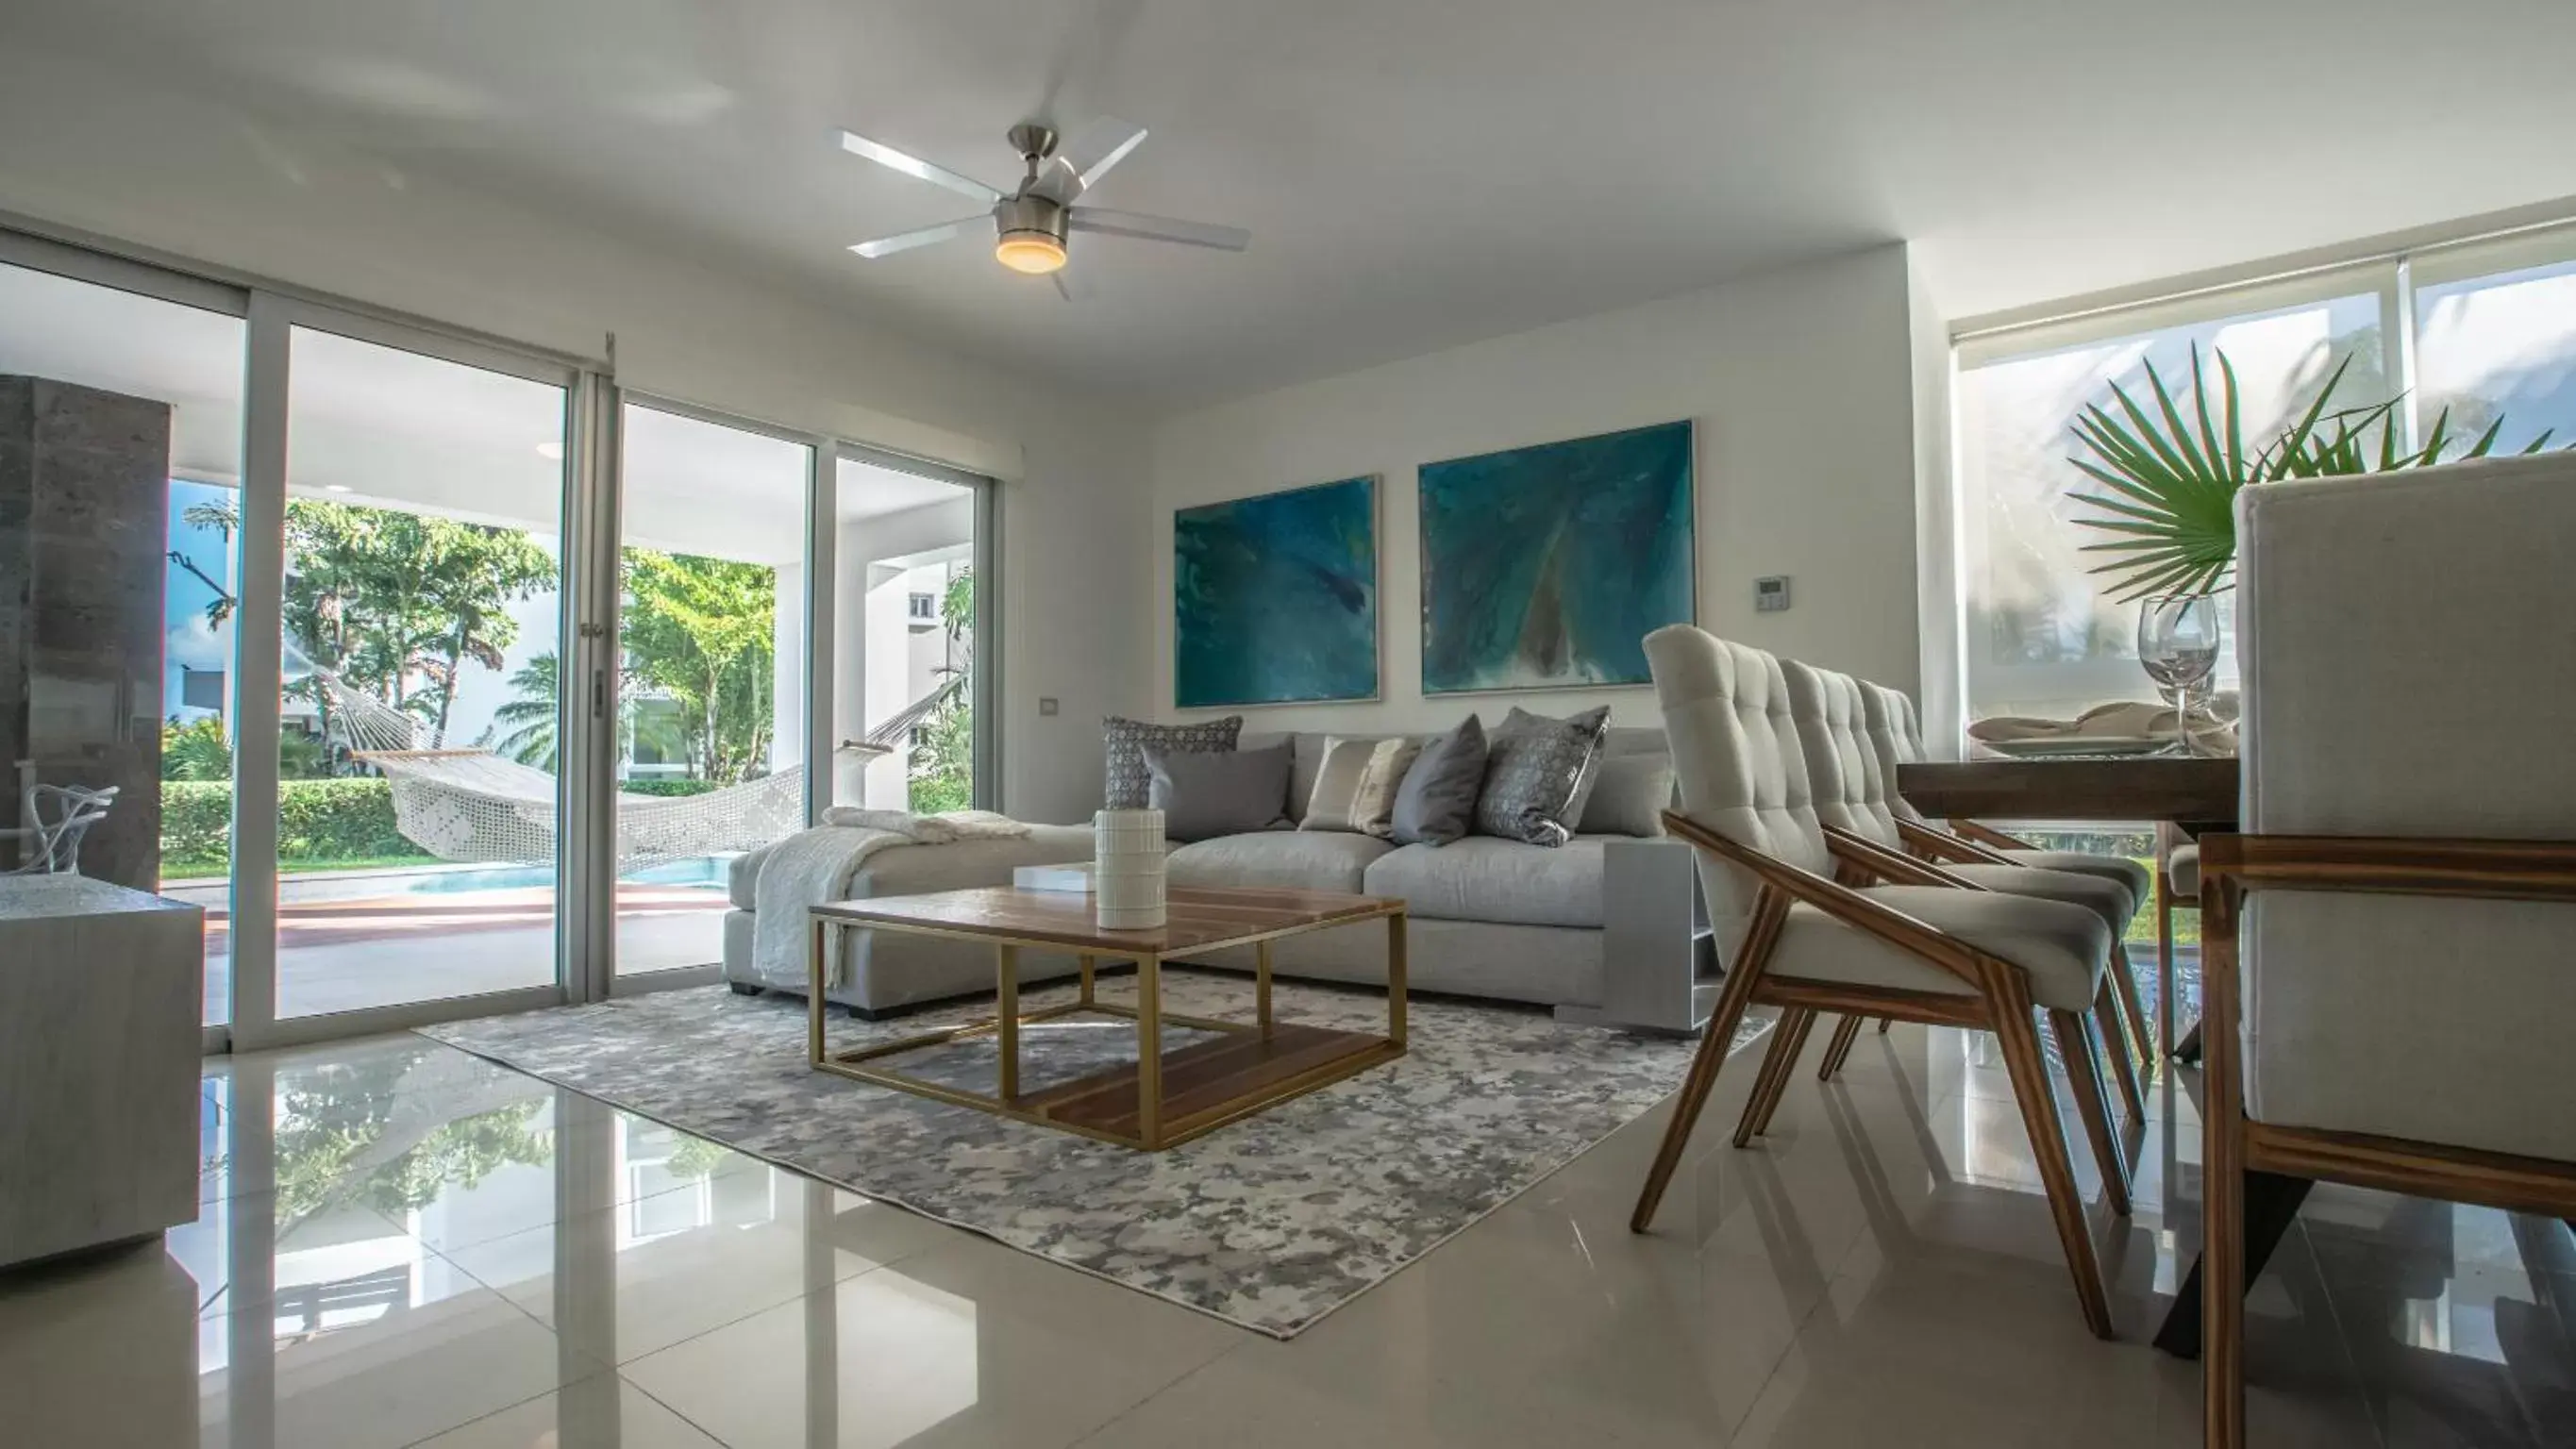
[1632,625,2124,1338]
[2195,455,2576,1445]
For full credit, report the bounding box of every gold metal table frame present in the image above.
[806,888,1408,1152]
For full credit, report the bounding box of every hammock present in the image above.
[309,664,919,870]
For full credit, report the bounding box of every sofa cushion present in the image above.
[1167,831,1397,893]
[1103,714,1239,809]
[1573,752,1673,837]
[1391,716,1487,845]
[1145,741,1292,841]
[1364,836,1605,928]
[726,845,769,910]
[1475,705,1611,846]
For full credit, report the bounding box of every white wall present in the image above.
[1150,243,1932,737]
[0,46,1147,824]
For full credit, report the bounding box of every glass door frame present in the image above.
[589,391,831,1000]
[226,291,605,1052]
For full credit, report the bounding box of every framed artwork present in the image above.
[1173,475,1380,708]
[1417,420,1695,694]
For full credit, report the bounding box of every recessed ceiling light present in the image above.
[536,441,564,460]
[324,485,352,493]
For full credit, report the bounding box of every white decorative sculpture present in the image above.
[1093,808,1166,929]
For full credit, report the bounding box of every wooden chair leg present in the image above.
[1633,890,1784,1233]
[2095,982,2147,1128]
[2051,1008,2133,1218]
[1990,976,2116,1339]
[1735,1008,1816,1145]
[2109,941,2153,1064]
[2202,880,2248,1445]
[1816,1013,1865,1081]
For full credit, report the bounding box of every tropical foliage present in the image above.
[184,498,554,747]
[2069,345,2561,600]
[161,778,430,874]
[621,550,778,785]
[909,568,975,812]
[161,715,331,782]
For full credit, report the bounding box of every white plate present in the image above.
[1975,736,2173,759]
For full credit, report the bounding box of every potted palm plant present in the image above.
[2069,344,2557,601]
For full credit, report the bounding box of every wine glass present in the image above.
[2137,593,2221,755]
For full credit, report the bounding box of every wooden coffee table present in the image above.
[807,884,1408,1150]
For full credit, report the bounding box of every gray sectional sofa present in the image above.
[722,724,1708,1030]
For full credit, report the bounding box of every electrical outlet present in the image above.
[1754,576,1792,613]
[1037,697,1060,716]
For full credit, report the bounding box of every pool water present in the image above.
[403,855,734,894]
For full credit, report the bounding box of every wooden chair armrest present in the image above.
[1661,811,1986,983]
[1895,818,2022,867]
[2201,833,2576,904]
[1825,826,1992,891]
[1949,819,2037,852]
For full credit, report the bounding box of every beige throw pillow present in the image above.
[1298,737,1378,832]
[1351,737,1423,839]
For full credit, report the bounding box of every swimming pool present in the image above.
[401,855,734,894]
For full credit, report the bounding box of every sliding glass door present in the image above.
[830,448,994,813]
[266,320,574,1019]
[613,401,815,977]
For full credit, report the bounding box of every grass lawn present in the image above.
[162,851,446,885]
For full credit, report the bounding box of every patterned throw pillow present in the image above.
[1473,706,1612,846]
[1350,738,1423,839]
[1103,715,1240,809]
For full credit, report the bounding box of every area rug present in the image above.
[421,971,1768,1337]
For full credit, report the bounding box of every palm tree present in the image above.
[481,654,568,770]
[480,653,671,771]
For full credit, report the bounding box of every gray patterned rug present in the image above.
[421,972,1768,1337]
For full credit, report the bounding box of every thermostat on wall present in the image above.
[1754,575,1792,613]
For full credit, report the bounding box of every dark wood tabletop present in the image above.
[1897,756,2239,827]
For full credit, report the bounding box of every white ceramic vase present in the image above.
[1093,808,1167,930]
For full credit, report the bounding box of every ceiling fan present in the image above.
[839,119,1250,296]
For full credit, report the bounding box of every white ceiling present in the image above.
[13,0,2576,408]
[0,260,966,565]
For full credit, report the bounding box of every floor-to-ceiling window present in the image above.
[1952,220,2576,740]
[613,402,815,977]
[0,252,246,1029]
[3,222,1002,1046]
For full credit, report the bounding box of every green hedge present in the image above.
[162,778,427,874]
[617,778,722,798]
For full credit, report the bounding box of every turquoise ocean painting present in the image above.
[1417,421,1694,693]
[1174,476,1379,708]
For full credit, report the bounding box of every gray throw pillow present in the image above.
[1575,752,1675,837]
[1144,741,1292,842]
[1475,706,1612,846]
[1104,715,1240,809]
[1389,716,1486,846]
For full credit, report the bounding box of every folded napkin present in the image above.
[814,808,1033,842]
[1968,699,2236,754]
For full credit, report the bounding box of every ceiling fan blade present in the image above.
[837,129,1002,205]
[848,216,987,259]
[1038,118,1147,201]
[1065,207,1249,252]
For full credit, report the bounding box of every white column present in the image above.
[863,563,910,809]
[769,561,804,774]
[831,522,871,807]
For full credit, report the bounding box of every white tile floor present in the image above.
[5,1016,2568,1447]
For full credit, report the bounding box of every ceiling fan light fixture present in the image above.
[995,231,1068,275]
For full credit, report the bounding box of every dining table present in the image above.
[1896,752,2264,1361]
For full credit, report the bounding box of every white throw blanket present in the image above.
[751,810,1037,991]
[815,807,1031,843]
